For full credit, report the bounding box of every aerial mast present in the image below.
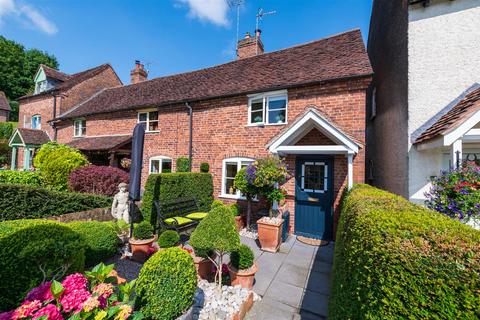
[255,7,276,55]
[227,0,245,51]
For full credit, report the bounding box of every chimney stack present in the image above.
[130,60,148,84]
[236,29,264,60]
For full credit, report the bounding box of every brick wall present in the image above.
[18,95,56,138]
[0,110,8,122]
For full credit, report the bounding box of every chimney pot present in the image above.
[244,32,251,39]
[130,60,148,84]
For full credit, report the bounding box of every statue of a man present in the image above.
[112,182,130,223]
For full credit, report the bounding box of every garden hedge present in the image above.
[0,170,43,186]
[68,221,118,267]
[0,219,85,311]
[329,184,480,319]
[0,184,111,221]
[141,173,213,227]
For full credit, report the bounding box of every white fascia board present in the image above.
[274,145,351,155]
[8,129,25,147]
[444,109,480,146]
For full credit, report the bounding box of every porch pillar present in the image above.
[11,146,17,170]
[451,139,462,169]
[23,148,30,170]
[347,153,353,190]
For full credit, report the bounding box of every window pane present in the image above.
[251,99,263,111]
[303,164,325,191]
[151,160,160,173]
[240,161,252,169]
[149,121,159,131]
[139,113,147,122]
[268,96,287,110]
[162,159,172,173]
[251,111,263,124]
[81,125,86,136]
[226,163,238,178]
[149,111,158,120]
[225,178,236,195]
[250,98,264,124]
[268,109,286,124]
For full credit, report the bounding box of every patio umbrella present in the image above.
[128,123,145,237]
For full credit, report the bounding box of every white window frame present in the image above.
[221,157,255,199]
[149,156,172,174]
[247,90,288,126]
[35,80,47,94]
[31,115,41,129]
[137,109,159,133]
[73,119,86,137]
[301,161,328,193]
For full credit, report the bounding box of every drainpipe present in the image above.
[51,92,58,141]
[185,102,193,171]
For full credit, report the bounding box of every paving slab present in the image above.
[300,290,329,317]
[304,271,331,295]
[276,262,310,288]
[246,297,296,320]
[264,280,304,308]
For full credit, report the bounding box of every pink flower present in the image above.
[61,273,88,294]
[0,311,14,320]
[59,289,91,313]
[92,283,113,298]
[13,300,42,319]
[32,304,63,320]
[25,282,53,302]
[114,305,132,320]
[82,296,100,312]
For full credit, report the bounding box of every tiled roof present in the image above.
[40,64,69,81]
[0,91,10,111]
[59,29,372,119]
[16,128,51,145]
[414,86,480,144]
[18,64,116,101]
[67,135,132,151]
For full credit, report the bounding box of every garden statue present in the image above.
[112,182,130,223]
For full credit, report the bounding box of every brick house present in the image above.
[0,91,11,122]
[9,64,122,169]
[49,29,372,240]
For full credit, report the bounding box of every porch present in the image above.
[8,128,51,170]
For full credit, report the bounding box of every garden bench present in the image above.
[154,197,208,233]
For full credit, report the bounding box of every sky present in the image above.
[0,0,373,84]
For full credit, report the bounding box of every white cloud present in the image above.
[176,0,229,27]
[0,0,57,35]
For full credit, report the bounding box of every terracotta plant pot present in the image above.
[192,254,216,280]
[257,218,284,253]
[234,216,244,231]
[228,262,258,290]
[129,235,157,262]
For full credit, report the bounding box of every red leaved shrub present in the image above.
[68,165,129,196]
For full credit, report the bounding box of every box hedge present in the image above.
[68,221,118,267]
[141,173,213,227]
[329,184,480,319]
[0,170,43,186]
[0,183,111,221]
[0,219,85,311]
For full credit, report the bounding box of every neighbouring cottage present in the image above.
[0,91,11,122]
[9,63,122,169]
[13,29,372,240]
[367,0,480,203]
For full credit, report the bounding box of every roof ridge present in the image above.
[55,88,108,119]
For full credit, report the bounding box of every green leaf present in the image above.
[50,280,64,300]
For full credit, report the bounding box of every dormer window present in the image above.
[74,119,86,137]
[248,90,288,125]
[31,115,41,129]
[35,80,47,94]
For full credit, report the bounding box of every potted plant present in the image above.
[191,246,216,280]
[229,203,244,231]
[228,244,258,290]
[129,221,157,261]
[157,230,180,249]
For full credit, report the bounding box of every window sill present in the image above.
[145,131,160,134]
[246,122,287,127]
[218,194,259,202]
[73,135,86,138]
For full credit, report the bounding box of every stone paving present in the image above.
[242,235,334,320]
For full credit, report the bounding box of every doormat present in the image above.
[297,236,329,247]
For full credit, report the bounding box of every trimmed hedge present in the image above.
[176,157,190,172]
[329,184,480,319]
[141,173,213,227]
[0,122,17,140]
[68,165,129,196]
[0,219,85,311]
[0,170,43,186]
[135,247,197,319]
[0,184,111,221]
[68,221,118,267]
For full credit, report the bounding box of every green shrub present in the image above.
[0,143,11,166]
[329,184,480,320]
[230,244,254,270]
[0,170,43,186]
[228,203,240,216]
[135,247,197,320]
[68,221,118,267]
[211,199,224,209]
[176,157,190,172]
[0,183,111,221]
[0,122,17,140]
[133,221,154,240]
[158,230,180,248]
[0,219,85,310]
[141,173,213,227]
[34,142,89,191]
[200,162,209,173]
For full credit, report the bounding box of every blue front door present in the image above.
[294,157,334,240]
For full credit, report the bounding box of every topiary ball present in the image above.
[200,162,210,173]
[230,244,255,270]
[158,230,180,248]
[133,221,154,240]
[135,247,197,320]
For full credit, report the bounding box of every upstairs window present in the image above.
[35,80,47,94]
[138,110,159,132]
[149,156,172,174]
[74,119,86,137]
[248,91,288,125]
[31,115,41,129]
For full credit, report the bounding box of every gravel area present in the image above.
[104,254,143,282]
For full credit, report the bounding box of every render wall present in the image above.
[408,0,480,202]
[366,0,409,197]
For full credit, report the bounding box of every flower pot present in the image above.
[235,216,244,231]
[129,235,157,262]
[228,262,258,290]
[257,217,284,253]
[192,254,215,280]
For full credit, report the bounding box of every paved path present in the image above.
[242,236,334,320]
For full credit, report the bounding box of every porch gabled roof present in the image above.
[267,107,362,155]
[8,128,51,147]
[67,135,132,151]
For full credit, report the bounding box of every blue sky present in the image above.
[0,0,372,84]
